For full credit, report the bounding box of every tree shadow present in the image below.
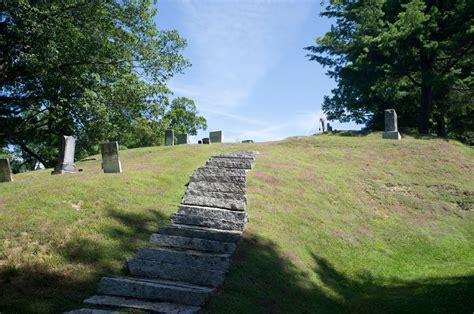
[204,233,474,314]
[0,206,169,313]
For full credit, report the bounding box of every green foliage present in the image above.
[306,0,474,138]
[0,0,206,170]
[165,97,208,136]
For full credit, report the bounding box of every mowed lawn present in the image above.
[1,133,473,313]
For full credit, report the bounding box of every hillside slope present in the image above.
[0,133,473,313]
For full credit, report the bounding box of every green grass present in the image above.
[0,133,473,313]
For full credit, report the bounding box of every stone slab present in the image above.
[202,138,210,144]
[165,130,174,146]
[127,258,226,287]
[213,152,257,160]
[187,181,246,194]
[384,109,399,132]
[84,295,199,314]
[171,213,245,232]
[149,234,236,254]
[96,277,213,307]
[52,135,76,174]
[138,247,230,272]
[209,131,223,143]
[382,131,401,140]
[177,205,248,223]
[0,159,13,182]
[206,158,253,169]
[65,309,120,314]
[100,141,122,173]
[182,190,246,211]
[158,224,242,243]
[177,134,189,145]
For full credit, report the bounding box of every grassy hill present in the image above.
[0,133,473,313]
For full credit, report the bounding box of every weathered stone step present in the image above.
[171,213,245,232]
[187,181,246,194]
[213,152,257,160]
[96,277,213,307]
[183,191,246,211]
[189,168,247,184]
[206,157,253,169]
[159,224,241,243]
[150,234,236,254]
[65,309,120,314]
[128,258,226,287]
[177,205,248,223]
[138,247,230,271]
[84,295,200,314]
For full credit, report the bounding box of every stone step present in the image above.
[65,309,120,314]
[213,152,257,160]
[206,157,253,169]
[137,247,230,271]
[187,181,246,194]
[189,168,247,184]
[177,205,248,223]
[171,213,245,232]
[182,191,246,211]
[96,277,213,307]
[150,234,236,254]
[128,258,226,287]
[84,295,200,314]
[159,224,241,243]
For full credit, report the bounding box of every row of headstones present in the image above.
[0,137,123,183]
[319,109,401,140]
[319,118,334,133]
[164,130,224,146]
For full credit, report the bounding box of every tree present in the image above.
[0,0,196,169]
[164,97,207,136]
[306,0,474,136]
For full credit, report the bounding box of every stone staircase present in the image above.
[68,151,257,314]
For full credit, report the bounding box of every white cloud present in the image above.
[173,0,312,110]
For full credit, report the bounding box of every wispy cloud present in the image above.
[173,0,312,110]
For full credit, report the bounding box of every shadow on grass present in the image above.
[0,207,169,313]
[204,234,474,314]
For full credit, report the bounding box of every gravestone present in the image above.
[241,140,254,143]
[101,141,122,173]
[327,123,333,132]
[198,140,202,144]
[165,130,174,146]
[382,109,401,140]
[0,159,13,182]
[202,138,211,144]
[52,136,76,174]
[209,131,223,143]
[177,134,189,145]
[319,118,326,133]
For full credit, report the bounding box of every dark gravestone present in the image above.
[241,140,254,143]
[319,118,326,133]
[202,138,211,144]
[165,130,174,146]
[0,158,13,182]
[209,131,223,143]
[198,140,202,144]
[177,134,189,145]
[101,141,122,173]
[382,109,401,140]
[327,123,333,132]
[52,135,76,174]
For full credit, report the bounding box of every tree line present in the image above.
[0,1,207,172]
[306,0,473,141]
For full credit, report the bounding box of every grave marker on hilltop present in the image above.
[165,130,174,146]
[209,131,223,143]
[177,134,189,145]
[383,109,401,140]
[52,136,76,174]
[0,159,13,182]
[101,141,122,173]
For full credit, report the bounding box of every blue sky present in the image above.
[155,0,361,143]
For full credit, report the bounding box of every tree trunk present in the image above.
[435,113,447,137]
[419,85,432,135]
[418,49,434,135]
